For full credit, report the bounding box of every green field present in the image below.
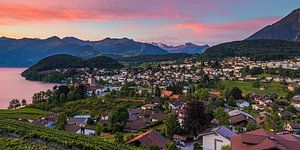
[0,108,51,120]
[221,80,288,97]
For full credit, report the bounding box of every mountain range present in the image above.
[0,35,206,67]
[151,42,209,54]
[247,8,300,41]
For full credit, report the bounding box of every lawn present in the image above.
[0,108,51,120]
[221,80,288,97]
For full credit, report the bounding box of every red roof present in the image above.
[230,128,300,150]
[161,90,173,97]
[126,130,168,148]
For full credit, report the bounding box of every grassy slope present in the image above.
[221,80,288,97]
[0,108,51,120]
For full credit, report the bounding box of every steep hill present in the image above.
[247,8,300,41]
[198,39,300,61]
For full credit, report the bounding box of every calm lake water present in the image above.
[0,68,58,109]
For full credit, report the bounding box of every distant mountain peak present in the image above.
[247,8,300,41]
[47,36,61,40]
[151,42,209,54]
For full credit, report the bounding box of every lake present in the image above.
[0,68,58,109]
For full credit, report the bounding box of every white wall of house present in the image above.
[202,133,231,150]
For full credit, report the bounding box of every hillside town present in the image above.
[7,56,300,150]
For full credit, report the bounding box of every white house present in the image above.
[292,95,300,111]
[200,126,236,150]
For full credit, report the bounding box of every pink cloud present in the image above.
[0,1,192,25]
[169,16,280,39]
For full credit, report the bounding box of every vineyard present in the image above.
[0,137,53,150]
[0,117,140,150]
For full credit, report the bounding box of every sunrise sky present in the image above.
[0,0,299,45]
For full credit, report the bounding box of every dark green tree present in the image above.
[109,107,129,133]
[165,114,181,138]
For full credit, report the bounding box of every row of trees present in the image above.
[8,99,26,109]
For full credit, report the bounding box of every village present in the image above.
[8,56,300,150]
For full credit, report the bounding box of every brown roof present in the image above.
[229,114,248,124]
[173,134,187,141]
[126,130,168,148]
[293,99,300,104]
[230,128,300,150]
[98,119,109,125]
[127,120,147,131]
[65,124,81,133]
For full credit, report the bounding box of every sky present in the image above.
[0,0,299,45]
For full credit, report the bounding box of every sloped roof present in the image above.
[231,128,300,150]
[215,126,237,139]
[126,130,168,148]
[200,126,236,139]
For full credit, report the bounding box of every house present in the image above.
[172,134,187,143]
[32,118,55,127]
[65,124,95,135]
[228,110,254,127]
[46,113,58,121]
[236,100,250,108]
[68,115,91,125]
[284,123,300,133]
[169,101,182,110]
[126,130,168,148]
[161,90,173,98]
[229,114,250,126]
[230,128,300,150]
[98,112,109,125]
[278,111,295,120]
[200,126,236,150]
[126,120,148,132]
[292,95,300,111]
[141,104,157,110]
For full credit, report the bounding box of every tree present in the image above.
[213,107,229,125]
[193,143,202,150]
[95,125,102,136]
[165,114,181,138]
[252,80,260,88]
[221,145,231,150]
[8,99,21,109]
[21,99,27,106]
[154,86,161,97]
[223,88,231,99]
[114,132,124,144]
[166,84,183,95]
[181,101,212,136]
[109,107,129,133]
[56,112,67,130]
[194,89,209,100]
[59,93,67,102]
[246,122,257,131]
[230,87,243,100]
[55,85,70,96]
[74,84,87,99]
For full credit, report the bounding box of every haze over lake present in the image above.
[0,68,57,109]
